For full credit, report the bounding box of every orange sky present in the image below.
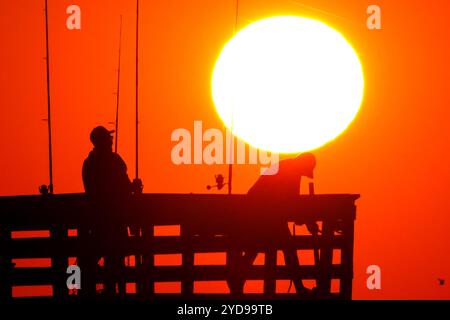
[1,0,450,299]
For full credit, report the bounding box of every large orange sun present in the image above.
[212,16,364,153]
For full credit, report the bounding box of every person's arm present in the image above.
[113,155,132,191]
[82,159,92,194]
[115,154,144,194]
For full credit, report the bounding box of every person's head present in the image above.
[90,126,114,150]
[294,152,316,178]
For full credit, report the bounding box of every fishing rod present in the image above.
[43,0,54,195]
[135,0,139,181]
[114,15,123,154]
[227,0,239,195]
[133,0,143,193]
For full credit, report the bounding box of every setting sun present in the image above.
[212,16,364,153]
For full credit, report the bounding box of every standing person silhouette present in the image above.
[228,152,317,295]
[82,126,141,296]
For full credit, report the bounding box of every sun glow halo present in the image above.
[212,16,364,153]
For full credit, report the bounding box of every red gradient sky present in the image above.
[1,0,450,299]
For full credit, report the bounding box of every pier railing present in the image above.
[0,193,359,300]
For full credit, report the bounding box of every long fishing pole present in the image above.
[228,0,239,195]
[135,0,139,180]
[114,15,123,154]
[44,0,54,194]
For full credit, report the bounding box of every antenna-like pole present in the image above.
[228,0,239,195]
[234,0,240,32]
[114,15,123,154]
[135,0,139,179]
[44,0,54,194]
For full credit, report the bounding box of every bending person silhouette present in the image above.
[82,126,140,296]
[228,152,317,295]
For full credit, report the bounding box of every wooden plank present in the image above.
[0,193,359,227]
[7,265,344,285]
[6,292,344,301]
[147,264,343,282]
[3,235,347,258]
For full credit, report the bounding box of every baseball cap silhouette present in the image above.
[90,126,115,146]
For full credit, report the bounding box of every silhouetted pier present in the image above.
[0,193,358,300]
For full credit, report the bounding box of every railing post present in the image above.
[0,225,12,300]
[50,224,67,299]
[317,219,334,296]
[78,224,97,298]
[340,210,355,299]
[264,249,277,296]
[139,225,154,297]
[181,224,194,296]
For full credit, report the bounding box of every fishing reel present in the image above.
[39,184,52,195]
[206,174,228,191]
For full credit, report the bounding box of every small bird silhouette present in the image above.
[437,278,445,286]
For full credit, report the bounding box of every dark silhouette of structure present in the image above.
[0,192,358,300]
[0,141,359,301]
[0,0,365,302]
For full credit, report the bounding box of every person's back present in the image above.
[82,148,131,201]
[248,153,316,198]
